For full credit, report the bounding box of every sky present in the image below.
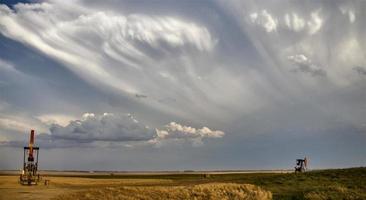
[0,0,365,171]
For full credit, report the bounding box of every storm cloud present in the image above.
[353,66,366,76]
[1,113,225,148]
[288,54,326,77]
[49,113,155,143]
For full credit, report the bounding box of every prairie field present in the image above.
[0,167,365,200]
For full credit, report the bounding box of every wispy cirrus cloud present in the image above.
[0,2,216,95]
[249,10,278,33]
[0,1,239,122]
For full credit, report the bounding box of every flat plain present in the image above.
[0,167,365,200]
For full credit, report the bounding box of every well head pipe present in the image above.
[28,130,35,161]
[30,130,34,145]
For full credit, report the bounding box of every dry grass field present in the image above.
[0,176,170,200]
[55,183,271,200]
[0,175,271,200]
[1,167,365,200]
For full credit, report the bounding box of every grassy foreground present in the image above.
[58,167,366,199]
[223,167,366,199]
[55,183,272,200]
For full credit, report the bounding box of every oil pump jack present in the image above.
[295,157,308,173]
[20,130,41,185]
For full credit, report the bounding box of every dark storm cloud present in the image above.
[353,66,366,76]
[49,113,155,143]
[0,113,224,148]
[288,54,327,77]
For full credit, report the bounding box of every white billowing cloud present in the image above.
[152,122,224,146]
[307,11,323,35]
[0,113,224,148]
[284,12,322,34]
[249,8,322,35]
[288,54,326,77]
[250,10,278,32]
[288,54,308,64]
[156,122,224,139]
[49,113,155,143]
[284,13,306,32]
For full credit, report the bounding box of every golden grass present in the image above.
[0,176,173,200]
[0,176,271,200]
[55,183,272,200]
